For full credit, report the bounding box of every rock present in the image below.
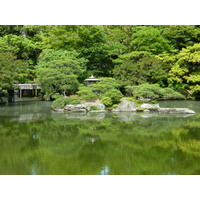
[158,108,195,114]
[141,98,152,103]
[76,109,87,112]
[143,109,150,112]
[64,104,75,111]
[136,107,145,112]
[75,104,86,109]
[64,104,86,112]
[140,103,160,111]
[97,103,105,110]
[112,100,136,112]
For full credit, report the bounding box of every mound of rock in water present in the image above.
[158,108,195,114]
[53,100,195,114]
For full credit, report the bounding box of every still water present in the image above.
[0,99,200,175]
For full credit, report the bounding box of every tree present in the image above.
[160,25,200,51]
[130,26,173,54]
[0,52,28,89]
[113,51,169,86]
[36,49,86,98]
[168,43,200,98]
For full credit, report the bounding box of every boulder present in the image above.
[97,103,106,110]
[112,100,136,112]
[64,104,86,112]
[141,98,152,103]
[75,104,87,109]
[158,108,195,114]
[140,103,160,111]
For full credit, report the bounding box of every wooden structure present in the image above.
[85,75,100,86]
[14,83,41,98]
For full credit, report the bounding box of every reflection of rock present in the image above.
[65,112,106,120]
[115,112,136,122]
[141,103,160,111]
[54,108,64,112]
[85,134,100,143]
[112,100,136,112]
[158,108,195,114]
[90,110,109,113]
[11,113,45,122]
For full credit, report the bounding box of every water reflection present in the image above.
[100,166,110,175]
[0,100,200,174]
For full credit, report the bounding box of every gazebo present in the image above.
[85,75,100,86]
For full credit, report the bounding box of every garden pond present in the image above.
[0,99,200,175]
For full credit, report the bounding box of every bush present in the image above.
[90,105,100,110]
[51,97,67,109]
[112,104,118,109]
[121,97,134,102]
[51,96,82,109]
[102,89,123,104]
[125,84,185,100]
[101,97,113,107]
[77,86,98,100]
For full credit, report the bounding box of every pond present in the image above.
[0,99,200,175]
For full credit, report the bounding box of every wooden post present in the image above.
[20,89,22,98]
[35,88,37,97]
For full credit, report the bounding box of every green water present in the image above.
[0,99,200,175]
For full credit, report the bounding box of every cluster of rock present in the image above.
[54,103,107,112]
[54,100,195,114]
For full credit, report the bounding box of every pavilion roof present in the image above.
[85,75,100,82]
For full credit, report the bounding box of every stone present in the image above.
[64,104,75,111]
[112,100,136,112]
[140,103,160,111]
[97,103,105,110]
[158,108,195,114]
[141,98,151,103]
[75,104,86,109]
[143,109,150,112]
[64,104,87,112]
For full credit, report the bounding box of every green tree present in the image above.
[113,51,169,86]
[161,25,200,51]
[130,26,173,54]
[36,49,86,98]
[0,52,28,89]
[168,43,200,98]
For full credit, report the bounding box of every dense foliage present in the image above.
[0,25,200,99]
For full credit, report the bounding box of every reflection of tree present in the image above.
[0,111,200,174]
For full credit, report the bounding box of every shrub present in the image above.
[51,96,82,109]
[101,97,113,107]
[125,84,185,100]
[51,97,67,109]
[121,97,134,102]
[102,89,123,104]
[112,104,118,109]
[90,105,100,110]
[77,86,98,100]
[150,100,158,104]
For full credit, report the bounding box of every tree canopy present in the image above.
[0,25,200,99]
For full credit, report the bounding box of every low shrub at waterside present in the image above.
[51,96,82,109]
[125,84,185,100]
